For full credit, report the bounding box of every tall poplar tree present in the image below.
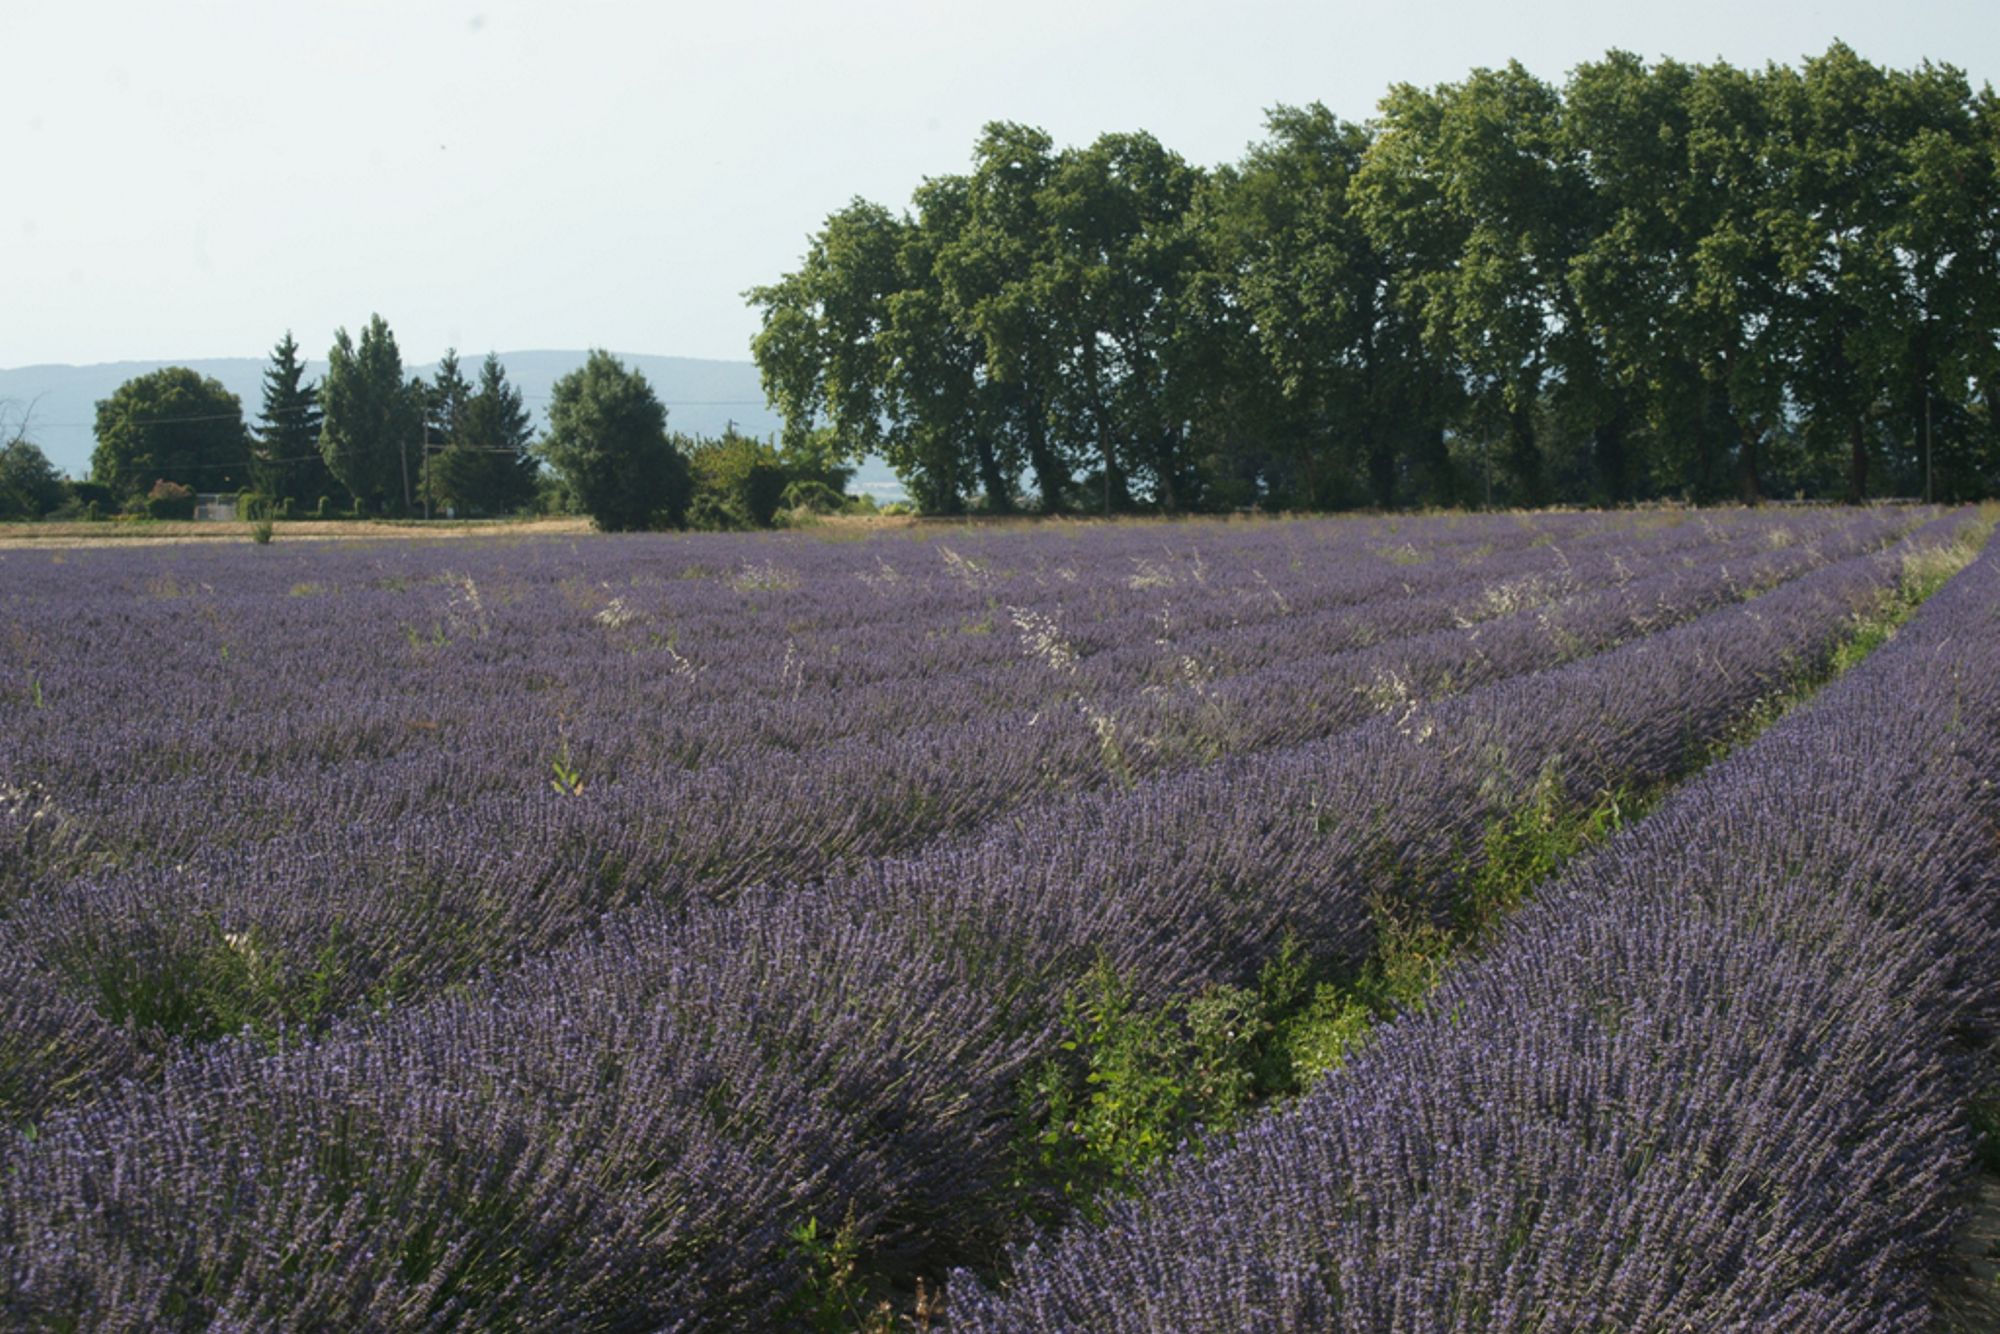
[319,315,421,514]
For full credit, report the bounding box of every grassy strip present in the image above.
[798,511,1995,1333]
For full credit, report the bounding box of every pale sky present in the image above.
[4,0,1995,371]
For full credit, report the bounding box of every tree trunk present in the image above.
[1366,416,1394,510]
[974,435,1012,513]
[1844,416,1868,505]
[1416,421,1454,508]
[1023,394,1064,513]
[1735,418,1764,506]
[1695,379,1727,501]
[1153,428,1181,513]
[1505,394,1544,508]
[1593,405,1628,504]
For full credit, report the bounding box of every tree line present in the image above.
[749,44,2000,512]
[0,322,851,529]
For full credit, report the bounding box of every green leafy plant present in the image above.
[549,740,586,797]
[781,1208,886,1332]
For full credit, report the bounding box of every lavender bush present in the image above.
[0,509,1967,1329]
[0,509,1909,1111]
[950,532,2000,1331]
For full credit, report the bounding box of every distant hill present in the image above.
[0,352,906,500]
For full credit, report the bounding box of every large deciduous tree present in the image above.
[540,350,690,531]
[746,201,901,465]
[0,438,66,519]
[931,123,1071,510]
[91,368,250,499]
[1355,62,1585,507]
[1040,131,1210,512]
[744,44,1999,514]
[1207,104,1457,507]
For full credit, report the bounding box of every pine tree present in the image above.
[252,332,330,505]
[431,353,540,516]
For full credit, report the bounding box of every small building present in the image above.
[193,493,238,521]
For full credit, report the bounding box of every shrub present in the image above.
[67,480,115,512]
[781,480,845,516]
[144,480,196,520]
[687,493,753,532]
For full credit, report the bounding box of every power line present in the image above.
[24,399,768,428]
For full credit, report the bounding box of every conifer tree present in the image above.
[252,331,330,505]
[430,353,540,515]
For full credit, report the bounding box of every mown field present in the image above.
[2,507,1996,1331]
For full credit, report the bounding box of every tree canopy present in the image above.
[540,350,691,531]
[251,331,332,505]
[320,315,422,514]
[91,368,250,499]
[0,438,66,519]
[427,352,541,517]
[750,44,2000,511]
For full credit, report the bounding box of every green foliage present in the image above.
[144,479,196,520]
[548,740,586,797]
[539,350,691,531]
[1018,961,1194,1210]
[67,479,113,512]
[1012,766,1642,1215]
[70,921,351,1047]
[425,353,540,516]
[251,331,332,505]
[782,478,847,515]
[92,367,250,500]
[1973,1067,2000,1174]
[320,314,422,514]
[1015,940,1372,1218]
[0,437,68,519]
[780,1209,885,1333]
[1457,764,1631,931]
[685,430,792,527]
[746,45,2000,512]
[249,517,275,546]
[685,492,754,532]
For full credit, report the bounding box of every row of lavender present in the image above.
[0,513,1963,1329]
[950,535,2000,1331]
[0,512,1910,1113]
[0,512,1650,804]
[1,511,1858,865]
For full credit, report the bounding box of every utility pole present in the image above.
[1924,389,1933,506]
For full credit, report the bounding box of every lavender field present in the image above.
[2,507,1995,1331]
